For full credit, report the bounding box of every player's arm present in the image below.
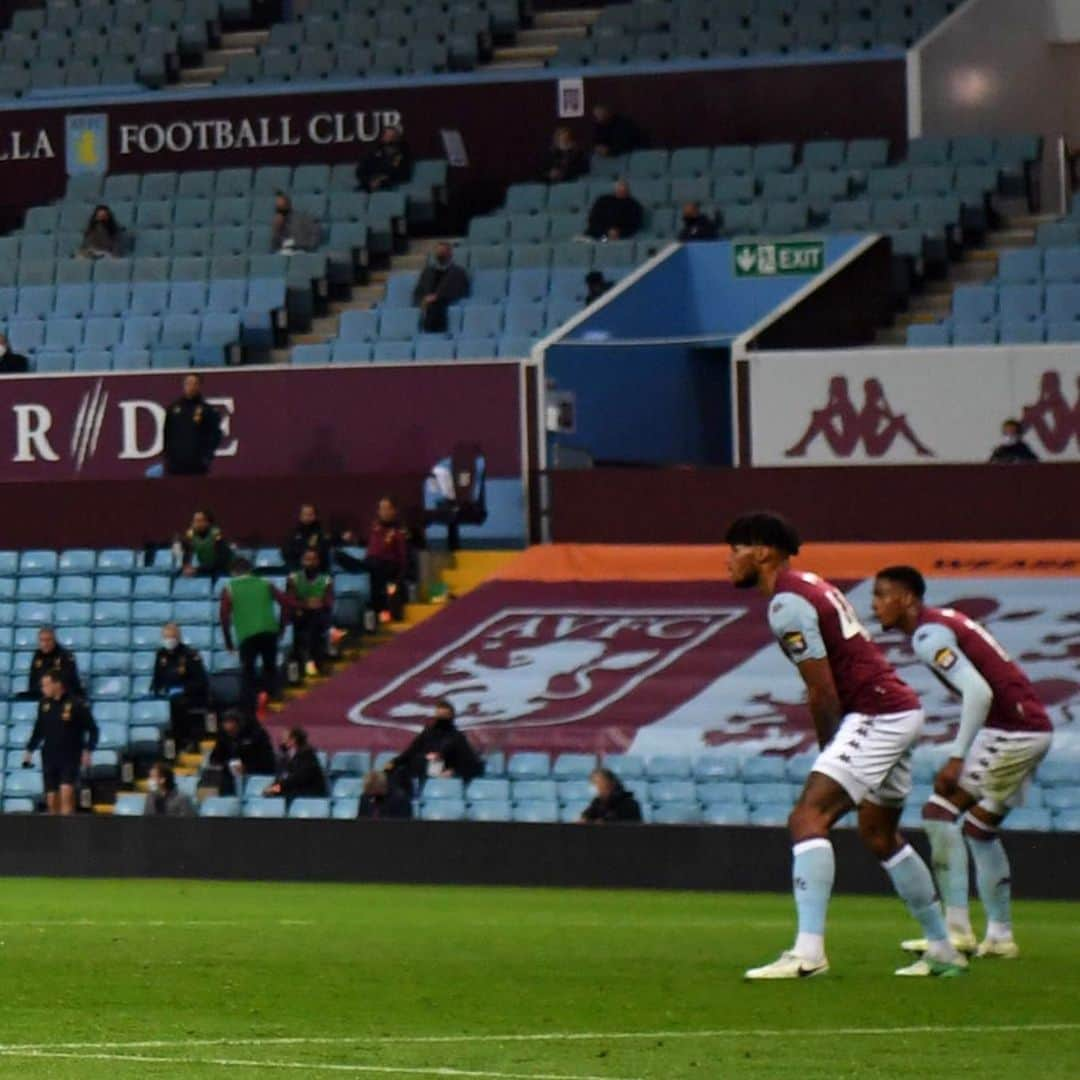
[768,592,838,748]
[912,624,993,761]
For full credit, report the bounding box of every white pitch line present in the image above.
[2,1022,1078,1055]
[0,1048,639,1080]
[0,919,314,928]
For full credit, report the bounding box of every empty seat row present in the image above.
[907,318,1080,347]
[952,282,1080,323]
[295,335,535,365]
[0,253,290,289]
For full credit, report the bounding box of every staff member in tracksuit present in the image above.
[23,671,98,815]
[20,625,83,700]
[220,557,290,715]
[286,548,335,679]
[151,621,209,753]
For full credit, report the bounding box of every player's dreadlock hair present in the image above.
[876,565,927,599]
[723,512,800,557]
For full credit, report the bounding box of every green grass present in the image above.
[0,879,1075,1078]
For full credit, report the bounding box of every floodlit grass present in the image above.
[0,878,1075,1078]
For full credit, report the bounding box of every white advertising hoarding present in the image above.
[749,345,1080,465]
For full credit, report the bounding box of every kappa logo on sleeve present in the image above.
[934,646,958,671]
[783,631,808,656]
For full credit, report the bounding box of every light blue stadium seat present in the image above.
[17,577,54,601]
[20,550,58,575]
[468,800,512,822]
[1007,808,1052,832]
[16,601,53,627]
[421,797,466,821]
[551,753,597,780]
[93,625,131,650]
[952,321,998,346]
[692,754,740,781]
[650,780,698,804]
[131,700,170,730]
[289,797,331,819]
[292,343,332,365]
[703,802,750,825]
[512,800,559,823]
[331,777,364,799]
[512,779,559,803]
[507,752,550,780]
[907,322,951,346]
[745,782,797,808]
[749,803,791,826]
[1052,809,1080,832]
[646,755,692,780]
[332,797,360,819]
[652,801,702,825]
[999,319,1045,344]
[243,797,286,818]
[5,773,44,800]
[697,781,746,805]
[468,778,511,802]
[423,777,465,801]
[112,793,146,816]
[602,753,645,780]
[741,757,788,783]
[1043,248,1080,283]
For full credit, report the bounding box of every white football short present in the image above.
[959,727,1053,815]
[812,709,925,808]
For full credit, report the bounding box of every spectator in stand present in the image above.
[271,191,322,253]
[385,699,483,793]
[151,622,209,754]
[23,671,98,816]
[0,332,29,375]
[144,762,196,817]
[678,201,718,242]
[220,557,289,714]
[424,444,486,552]
[163,373,222,477]
[358,769,413,819]
[542,125,588,184]
[591,104,641,158]
[339,495,411,623]
[989,418,1039,463]
[282,502,334,572]
[263,727,328,799]
[208,707,277,796]
[586,179,643,241]
[180,509,233,578]
[20,626,82,701]
[412,241,470,333]
[584,270,612,305]
[286,549,335,678]
[580,768,643,824]
[357,124,413,192]
[78,203,125,258]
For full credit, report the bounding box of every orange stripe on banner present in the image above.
[494,543,1080,582]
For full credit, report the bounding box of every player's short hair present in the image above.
[724,512,800,556]
[231,556,252,574]
[876,565,926,599]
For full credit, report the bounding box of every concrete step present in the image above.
[392,253,429,271]
[515,26,587,44]
[535,8,601,29]
[492,43,558,62]
[220,29,268,49]
[986,228,1036,249]
[270,347,292,365]
[309,314,339,339]
[951,258,997,281]
[910,292,952,314]
[482,58,544,69]
[329,290,380,311]
[875,328,910,346]
[202,48,254,64]
[290,332,330,346]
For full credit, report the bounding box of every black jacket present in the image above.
[390,719,485,785]
[275,746,328,798]
[25,646,82,700]
[357,139,413,190]
[144,789,196,817]
[27,694,98,761]
[542,145,588,183]
[990,440,1039,463]
[587,194,644,239]
[282,520,334,572]
[151,643,208,703]
[678,213,719,241]
[412,262,470,308]
[358,789,413,819]
[209,720,277,789]
[593,113,640,157]
[163,395,222,476]
[581,787,642,823]
[0,351,29,374]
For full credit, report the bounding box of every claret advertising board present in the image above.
[0,362,525,482]
[747,347,1080,465]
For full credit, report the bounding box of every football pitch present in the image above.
[0,878,1075,1079]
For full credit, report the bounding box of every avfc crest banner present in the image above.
[66,114,108,176]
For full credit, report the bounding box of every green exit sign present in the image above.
[733,238,825,277]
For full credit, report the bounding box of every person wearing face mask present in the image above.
[20,625,83,701]
[270,190,322,253]
[286,549,335,678]
[989,418,1039,463]
[580,768,642,824]
[263,727,328,800]
[412,241,469,332]
[0,332,28,375]
[23,671,98,816]
[78,203,125,258]
[151,622,209,754]
[677,201,718,242]
[385,699,484,793]
[144,762,196,817]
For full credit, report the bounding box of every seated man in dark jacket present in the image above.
[282,502,334,572]
[412,242,469,332]
[0,332,29,374]
[358,769,412,819]
[386,700,483,793]
[357,125,413,192]
[586,180,644,241]
[151,621,209,753]
[21,626,83,700]
[264,727,328,799]
[678,201,719,242]
[207,708,277,795]
[580,768,642,823]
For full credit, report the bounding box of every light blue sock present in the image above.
[883,843,949,945]
[923,805,970,916]
[966,828,1012,933]
[792,838,834,957]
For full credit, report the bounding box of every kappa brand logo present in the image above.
[65,113,108,176]
[1021,371,1080,453]
[348,607,742,731]
[785,376,934,459]
[934,646,958,671]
